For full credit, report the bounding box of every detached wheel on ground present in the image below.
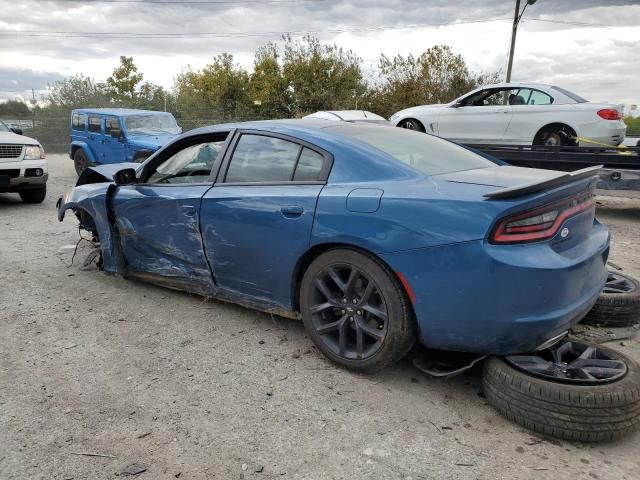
[19,185,46,204]
[582,271,640,327]
[483,339,640,442]
[299,248,416,372]
[73,149,89,176]
[397,119,426,132]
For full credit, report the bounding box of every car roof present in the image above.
[479,82,553,90]
[303,110,388,122]
[186,119,349,136]
[72,108,173,116]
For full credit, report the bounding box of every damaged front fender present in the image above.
[57,173,126,273]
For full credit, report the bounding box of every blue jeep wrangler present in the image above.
[70,108,181,175]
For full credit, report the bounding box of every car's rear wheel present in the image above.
[74,149,89,176]
[19,185,46,204]
[397,119,426,132]
[300,249,416,372]
[483,339,640,442]
[533,125,576,147]
[582,271,640,327]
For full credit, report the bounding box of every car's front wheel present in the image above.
[300,248,416,372]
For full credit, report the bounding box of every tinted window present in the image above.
[72,113,87,131]
[293,147,324,181]
[226,134,301,183]
[88,116,101,133]
[105,117,121,135]
[147,140,225,184]
[334,125,496,176]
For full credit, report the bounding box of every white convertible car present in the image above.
[390,83,626,147]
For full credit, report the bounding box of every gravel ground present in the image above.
[1,154,639,480]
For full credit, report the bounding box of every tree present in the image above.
[0,100,31,118]
[282,35,366,115]
[174,53,251,123]
[365,45,500,118]
[248,42,292,118]
[106,56,144,103]
[46,74,109,108]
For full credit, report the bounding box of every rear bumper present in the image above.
[0,159,48,193]
[577,121,626,147]
[381,220,610,355]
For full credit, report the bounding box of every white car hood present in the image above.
[0,131,39,145]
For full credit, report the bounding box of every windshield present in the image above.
[551,86,589,103]
[0,120,10,132]
[333,125,497,176]
[124,114,180,135]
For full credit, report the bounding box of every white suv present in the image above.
[0,120,47,203]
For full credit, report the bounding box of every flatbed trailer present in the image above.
[467,144,640,192]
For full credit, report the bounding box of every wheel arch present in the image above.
[396,117,427,132]
[70,141,97,164]
[533,122,577,145]
[290,242,416,315]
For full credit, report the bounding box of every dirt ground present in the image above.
[1,154,639,480]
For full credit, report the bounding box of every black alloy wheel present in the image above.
[504,340,627,385]
[300,249,416,372]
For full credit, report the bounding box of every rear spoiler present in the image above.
[483,165,602,200]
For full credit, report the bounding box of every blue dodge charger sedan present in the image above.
[58,120,610,371]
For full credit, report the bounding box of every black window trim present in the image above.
[137,130,234,186]
[215,129,333,186]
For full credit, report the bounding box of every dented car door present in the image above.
[110,134,229,295]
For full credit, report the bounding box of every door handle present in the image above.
[280,205,304,218]
[182,205,196,217]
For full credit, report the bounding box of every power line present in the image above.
[50,0,331,3]
[0,18,511,39]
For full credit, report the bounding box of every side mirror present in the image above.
[113,168,137,186]
[451,101,464,108]
[110,129,123,141]
[11,127,23,135]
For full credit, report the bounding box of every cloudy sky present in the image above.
[0,0,639,108]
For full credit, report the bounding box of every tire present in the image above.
[74,149,89,176]
[19,185,46,204]
[300,248,417,372]
[582,271,640,327]
[483,346,640,442]
[397,118,426,132]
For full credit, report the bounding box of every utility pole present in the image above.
[506,0,537,83]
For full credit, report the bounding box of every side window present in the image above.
[88,116,101,133]
[225,134,301,183]
[527,90,553,105]
[72,113,87,131]
[105,117,122,136]
[147,140,225,185]
[293,147,324,181]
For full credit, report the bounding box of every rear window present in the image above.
[550,86,588,103]
[333,125,497,176]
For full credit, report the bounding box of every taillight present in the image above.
[490,191,595,244]
[597,108,622,120]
